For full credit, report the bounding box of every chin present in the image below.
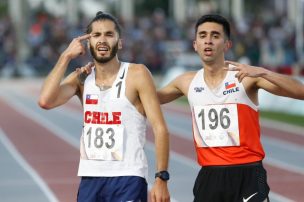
[202,57,214,62]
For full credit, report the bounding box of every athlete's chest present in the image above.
[189,73,241,105]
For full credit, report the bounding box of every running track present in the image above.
[0,79,303,202]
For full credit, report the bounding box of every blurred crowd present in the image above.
[0,7,303,77]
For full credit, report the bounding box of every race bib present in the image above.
[83,124,124,160]
[193,104,240,147]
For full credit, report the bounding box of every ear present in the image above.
[224,40,232,52]
[193,40,198,52]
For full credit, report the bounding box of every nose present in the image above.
[96,34,107,44]
[204,36,213,44]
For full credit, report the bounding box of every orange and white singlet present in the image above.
[78,62,148,178]
[188,69,265,166]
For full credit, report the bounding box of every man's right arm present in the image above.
[38,54,78,109]
[157,83,183,104]
[38,34,91,109]
[157,72,194,104]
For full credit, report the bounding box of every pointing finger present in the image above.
[223,63,238,71]
[228,64,238,71]
[76,34,91,41]
[86,62,94,67]
[225,60,239,66]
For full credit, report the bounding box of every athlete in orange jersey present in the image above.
[157,14,304,202]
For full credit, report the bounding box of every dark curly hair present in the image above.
[85,11,122,37]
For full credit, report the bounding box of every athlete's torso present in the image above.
[78,62,148,178]
[188,69,265,166]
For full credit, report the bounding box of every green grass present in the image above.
[175,96,189,105]
[175,97,304,127]
[259,110,304,127]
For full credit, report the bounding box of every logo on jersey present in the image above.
[223,82,239,95]
[225,81,236,90]
[85,94,99,104]
[194,87,204,92]
[84,111,122,124]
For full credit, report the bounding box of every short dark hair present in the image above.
[86,11,122,37]
[195,14,230,40]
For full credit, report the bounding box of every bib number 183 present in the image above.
[83,125,124,160]
[86,127,115,149]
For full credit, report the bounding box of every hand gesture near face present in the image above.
[63,34,91,59]
[224,60,267,82]
[76,62,94,85]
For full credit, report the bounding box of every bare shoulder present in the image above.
[166,70,197,96]
[174,70,197,86]
[127,63,153,84]
[125,63,156,107]
[128,63,150,76]
[179,71,197,80]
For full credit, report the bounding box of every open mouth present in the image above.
[204,47,213,56]
[97,46,109,52]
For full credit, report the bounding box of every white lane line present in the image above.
[263,136,304,153]
[264,156,304,176]
[145,141,199,170]
[262,136,304,175]
[0,128,58,202]
[269,192,295,202]
[0,94,79,148]
[2,93,182,201]
[2,93,295,202]
[261,118,304,137]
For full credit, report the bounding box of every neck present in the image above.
[203,61,227,89]
[95,57,121,79]
[93,57,121,90]
[203,58,225,76]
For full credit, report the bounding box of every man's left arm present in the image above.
[225,61,304,99]
[134,64,170,202]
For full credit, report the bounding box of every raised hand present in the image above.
[76,62,94,85]
[224,60,267,82]
[63,34,91,60]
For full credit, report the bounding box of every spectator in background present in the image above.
[1,5,303,77]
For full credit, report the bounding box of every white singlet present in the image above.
[77,62,148,178]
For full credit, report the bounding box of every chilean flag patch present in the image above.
[85,94,99,104]
[225,81,236,90]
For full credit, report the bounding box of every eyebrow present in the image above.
[91,30,115,35]
[198,30,221,36]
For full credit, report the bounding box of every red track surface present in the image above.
[0,98,79,202]
[1,80,303,201]
[161,104,304,202]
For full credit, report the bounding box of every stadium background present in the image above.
[0,0,304,201]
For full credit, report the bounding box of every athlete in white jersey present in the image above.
[157,14,304,202]
[39,11,170,202]
[79,62,149,178]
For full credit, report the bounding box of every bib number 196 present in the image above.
[194,104,240,147]
[198,108,231,130]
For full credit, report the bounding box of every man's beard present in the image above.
[90,42,119,63]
